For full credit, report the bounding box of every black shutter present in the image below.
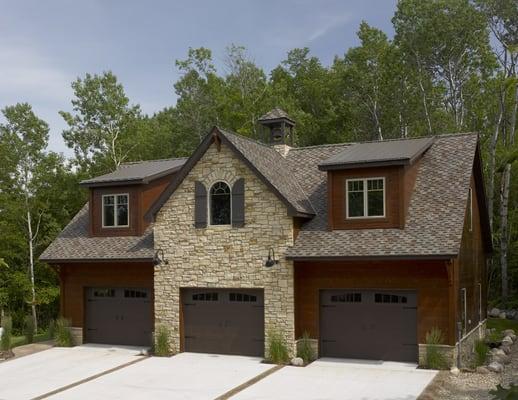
[232,178,245,227]
[194,181,207,228]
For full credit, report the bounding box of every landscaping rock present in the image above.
[502,336,514,346]
[291,357,304,367]
[493,354,511,365]
[476,366,490,374]
[450,367,460,376]
[491,348,506,357]
[503,329,516,337]
[499,312,507,319]
[506,310,517,319]
[501,344,512,354]
[488,361,504,373]
[490,308,501,318]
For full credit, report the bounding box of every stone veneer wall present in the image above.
[153,142,295,356]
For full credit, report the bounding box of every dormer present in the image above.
[80,158,186,237]
[318,137,434,230]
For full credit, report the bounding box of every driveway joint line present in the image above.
[214,364,285,400]
[30,355,148,400]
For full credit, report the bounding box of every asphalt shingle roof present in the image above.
[285,133,479,259]
[39,205,154,262]
[258,108,295,123]
[81,158,187,186]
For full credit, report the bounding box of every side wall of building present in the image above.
[154,142,296,355]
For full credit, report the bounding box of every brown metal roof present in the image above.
[80,158,187,187]
[318,137,434,170]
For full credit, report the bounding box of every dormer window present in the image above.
[346,178,385,219]
[102,194,129,227]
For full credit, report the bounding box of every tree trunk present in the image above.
[488,109,503,229]
[500,164,511,304]
[26,209,38,333]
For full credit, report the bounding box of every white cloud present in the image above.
[308,13,352,42]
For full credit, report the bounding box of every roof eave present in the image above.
[80,165,183,188]
[40,257,154,264]
[286,253,457,261]
[318,159,410,171]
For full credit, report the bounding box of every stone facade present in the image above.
[153,142,295,356]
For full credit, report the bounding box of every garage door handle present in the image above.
[87,328,97,331]
[322,339,336,343]
[183,303,196,306]
[185,335,196,339]
[321,305,336,308]
[403,306,417,310]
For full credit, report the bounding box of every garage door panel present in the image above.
[182,289,264,356]
[320,289,417,362]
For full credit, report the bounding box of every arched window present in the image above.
[210,181,231,225]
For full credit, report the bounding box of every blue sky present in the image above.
[0,0,397,155]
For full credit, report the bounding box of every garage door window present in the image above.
[374,293,407,304]
[229,292,257,302]
[192,292,219,301]
[124,289,148,298]
[93,288,115,298]
[330,293,362,303]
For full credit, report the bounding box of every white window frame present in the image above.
[345,177,386,219]
[102,193,130,228]
[208,181,232,226]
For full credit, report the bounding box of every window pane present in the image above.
[117,204,128,226]
[104,204,115,226]
[117,194,128,205]
[348,191,364,217]
[348,180,363,192]
[103,195,114,205]
[367,190,384,216]
[211,182,231,225]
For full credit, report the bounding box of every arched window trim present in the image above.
[209,180,232,226]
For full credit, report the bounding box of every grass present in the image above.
[487,318,518,334]
[154,324,172,357]
[54,318,73,347]
[266,329,290,364]
[296,331,315,364]
[11,331,51,348]
[474,339,489,366]
[425,327,449,370]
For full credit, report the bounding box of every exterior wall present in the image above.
[294,260,453,346]
[89,173,176,237]
[457,174,487,336]
[58,262,154,338]
[154,142,295,355]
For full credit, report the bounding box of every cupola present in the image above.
[258,108,295,146]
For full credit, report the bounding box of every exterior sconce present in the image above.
[265,248,279,268]
[153,249,169,266]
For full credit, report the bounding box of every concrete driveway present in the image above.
[233,358,437,400]
[48,352,275,400]
[0,345,144,400]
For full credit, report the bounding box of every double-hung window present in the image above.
[346,177,385,219]
[102,194,129,227]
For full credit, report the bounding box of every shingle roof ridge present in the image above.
[120,156,189,167]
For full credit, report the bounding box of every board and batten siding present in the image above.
[153,142,296,355]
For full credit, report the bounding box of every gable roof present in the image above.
[80,158,187,187]
[286,133,492,259]
[39,204,154,262]
[258,108,295,124]
[146,127,315,220]
[318,137,434,170]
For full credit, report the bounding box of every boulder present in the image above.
[501,344,512,354]
[499,312,507,319]
[450,367,460,376]
[491,348,506,356]
[503,329,516,337]
[506,310,517,320]
[476,366,490,374]
[502,336,514,346]
[489,308,501,318]
[290,357,304,367]
[488,361,504,373]
[492,354,511,365]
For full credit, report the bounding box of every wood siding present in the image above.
[457,173,488,336]
[294,259,455,345]
[89,173,175,237]
[59,262,153,328]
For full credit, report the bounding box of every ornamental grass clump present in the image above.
[54,317,73,347]
[23,315,35,344]
[474,339,489,367]
[297,331,315,364]
[154,324,172,357]
[0,316,12,351]
[425,327,448,370]
[267,329,290,364]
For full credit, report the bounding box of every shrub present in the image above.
[474,339,489,366]
[154,324,172,356]
[297,331,315,364]
[425,327,448,370]
[266,329,290,364]
[54,318,73,347]
[23,315,35,344]
[48,319,55,339]
[490,383,518,399]
[0,316,12,351]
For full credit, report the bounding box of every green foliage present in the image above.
[487,318,518,334]
[23,315,35,344]
[490,384,518,400]
[1,316,13,351]
[54,318,73,347]
[48,319,55,339]
[154,324,172,357]
[474,339,489,366]
[425,328,448,370]
[296,331,315,364]
[266,330,290,364]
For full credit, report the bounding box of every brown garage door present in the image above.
[85,287,152,347]
[182,288,264,356]
[320,289,417,362]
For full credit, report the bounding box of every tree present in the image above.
[60,72,141,172]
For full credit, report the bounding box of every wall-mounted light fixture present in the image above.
[265,248,279,268]
[153,249,169,266]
